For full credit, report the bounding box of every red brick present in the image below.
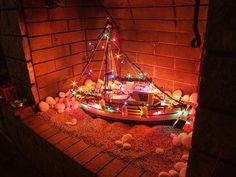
[34,61,56,76]
[155,67,175,80]
[49,7,84,20]
[38,83,58,100]
[65,0,83,6]
[117,164,144,177]
[84,7,107,18]
[156,56,174,69]
[136,53,157,65]
[176,6,208,20]
[52,31,85,45]
[107,9,132,18]
[132,7,175,19]
[175,71,199,85]
[68,19,84,31]
[39,127,58,139]
[175,0,208,5]
[102,0,129,7]
[73,63,87,75]
[121,41,154,54]
[57,76,77,91]
[32,45,70,63]
[128,0,174,6]
[157,44,202,60]
[30,35,52,50]
[37,67,73,88]
[85,153,114,173]
[176,20,207,33]
[85,18,106,29]
[74,146,101,165]
[115,19,136,30]
[27,21,68,36]
[135,20,175,31]
[176,59,200,73]
[56,137,79,151]
[97,158,128,177]
[24,8,48,22]
[64,140,90,158]
[86,29,103,40]
[47,132,68,145]
[71,42,86,54]
[153,78,174,91]
[141,171,157,177]
[174,81,198,94]
[55,53,85,70]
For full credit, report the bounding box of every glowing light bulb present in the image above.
[116,54,120,58]
[112,38,116,42]
[88,42,92,45]
[72,81,76,86]
[127,74,132,78]
[116,107,120,111]
[89,69,92,72]
[102,45,105,49]
[120,60,124,64]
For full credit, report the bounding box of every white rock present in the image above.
[115,140,123,147]
[59,92,66,98]
[65,107,72,112]
[173,90,182,100]
[71,101,79,110]
[59,97,64,103]
[182,95,190,102]
[181,154,189,161]
[168,170,179,177]
[155,147,164,154]
[178,133,188,142]
[123,143,131,150]
[172,136,182,146]
[45,96,56,105]
[158,171,171,177]
[174,162,186,171]
[182,135,192,149]
[65,118,77,125]
[55,97,59,103]
[121,134,133,143]
[64,98,70,108]
[38,101,50,112]
[189,92,198,104]
[189,107,196,115]
[84,79,93,87]
[179,167,187,177]
[55,103,65,110]
[170,133,177,138]
[57,109,64,113]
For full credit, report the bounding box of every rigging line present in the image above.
[112,40,143,75]
[77,33,103,84]
[152,82,187,107]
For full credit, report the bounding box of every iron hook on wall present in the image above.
[191,0,202,48]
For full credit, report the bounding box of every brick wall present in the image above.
[102,0,209,93]
[1,0,209,103]
[20,0,111,101]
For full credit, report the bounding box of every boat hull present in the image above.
[80,103,186,126]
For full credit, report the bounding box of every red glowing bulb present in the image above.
[112,38,116,42]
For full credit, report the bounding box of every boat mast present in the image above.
[104,17,113,90]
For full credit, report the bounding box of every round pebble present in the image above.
[158,171,171,177]
[115,140,123,147]
[123,143,131,150]
[168,170,178,177]
[155,147,164,155]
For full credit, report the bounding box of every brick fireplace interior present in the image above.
[1,0,236,177]
[1,0,208,104]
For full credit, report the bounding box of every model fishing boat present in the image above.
[72,17,190,127]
